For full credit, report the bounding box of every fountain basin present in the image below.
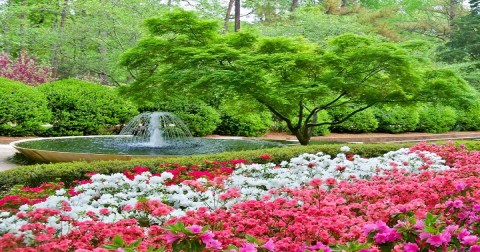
[11,136,284,162]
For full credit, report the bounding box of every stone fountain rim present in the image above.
[10,135,176,163]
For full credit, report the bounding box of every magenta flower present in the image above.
[261,239,275,251]
[187,224,202,234]
[455,181,467,191]
[426,234,446,247]
[165,232,178,243]
[240,243,257,252]
[470,245,480,252]
[404,243,419,252]
[453,199,464,208]
[462,235,479,245]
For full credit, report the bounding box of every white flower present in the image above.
[340,146,351,152]
[161,172,174,180]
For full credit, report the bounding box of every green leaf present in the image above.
[245,234,258,243]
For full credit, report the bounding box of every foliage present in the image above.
[0,51,53,86]
[329,106,379,133]
[416,104,457,133]
[37,79,137,136]
[0,0,171,84]
[311,110,331,136]
[373,104,419,133]
[121,10,454,145]
[444,13,480,62]
[0,78,51,136]
[139,99,221,137]
[419,68,478,109]
[215,101,273,137]
[454,101,480,131]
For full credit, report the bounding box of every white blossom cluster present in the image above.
[0,147,450,239]
[227,148,449,199]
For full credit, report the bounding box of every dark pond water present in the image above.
[16,137,285,156]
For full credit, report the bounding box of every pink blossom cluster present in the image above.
[1,143,480,251]
[0,51,53,86]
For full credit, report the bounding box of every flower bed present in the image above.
[0,142,479,251]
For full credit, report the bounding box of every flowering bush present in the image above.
[0,142,480,251]
[0,51,53,86]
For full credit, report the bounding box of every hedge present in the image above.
[0,78,51,136]
[2,140,478,193]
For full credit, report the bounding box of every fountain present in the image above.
[11,112,284,162]
[119,112,193,147]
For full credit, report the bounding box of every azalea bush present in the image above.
[1,142,480,251]
[0,51,53,86]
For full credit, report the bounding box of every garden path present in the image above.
[1,131,480,171]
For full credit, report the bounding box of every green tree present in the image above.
[120,10,470,145]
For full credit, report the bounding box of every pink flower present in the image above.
[165,232,177,243]
[462,235,479,245]
[455,181,467,191]
[309,178,322,187]
[325,178,336,186]
[259,154,272,160]
[470,245,480,252]
[122,205,133,211]
[99,208,109,215]
[426,234,446,247]
[453,199,464,208]
[404,243,419,252]
[261,239,275,251]
[240,243,257,252]
[187,225,202,234]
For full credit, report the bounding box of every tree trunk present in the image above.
[290,0,299,12]
[448,0,459,26]
[234,0,241,32]
[52,0,69,79]
[291,126,312,145]
[224,0,234,33]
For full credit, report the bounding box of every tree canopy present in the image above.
[121,9,471,145]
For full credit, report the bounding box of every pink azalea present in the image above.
[240,243,257,252]
[426,234,446,247]
[462,235,479,246]
[403,242,419,252]
[261,239,275,251]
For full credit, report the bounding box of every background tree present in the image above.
[121,10,469,144]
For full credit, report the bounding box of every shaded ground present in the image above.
[2,131,480,171]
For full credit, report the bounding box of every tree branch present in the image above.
[303,92,346,125]
[257,98,295,131]
[308,103,376,127]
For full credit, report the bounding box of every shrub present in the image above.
[0,78,51,136]
[139,100,221,137]
[454,101,480,131]
[416,104,457,133]
[215,110,273,137]
[311,110,331,136]
[37,79,138,136]
[373,105,419,133]
[0,51,53,86]
[329,106,378,133]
